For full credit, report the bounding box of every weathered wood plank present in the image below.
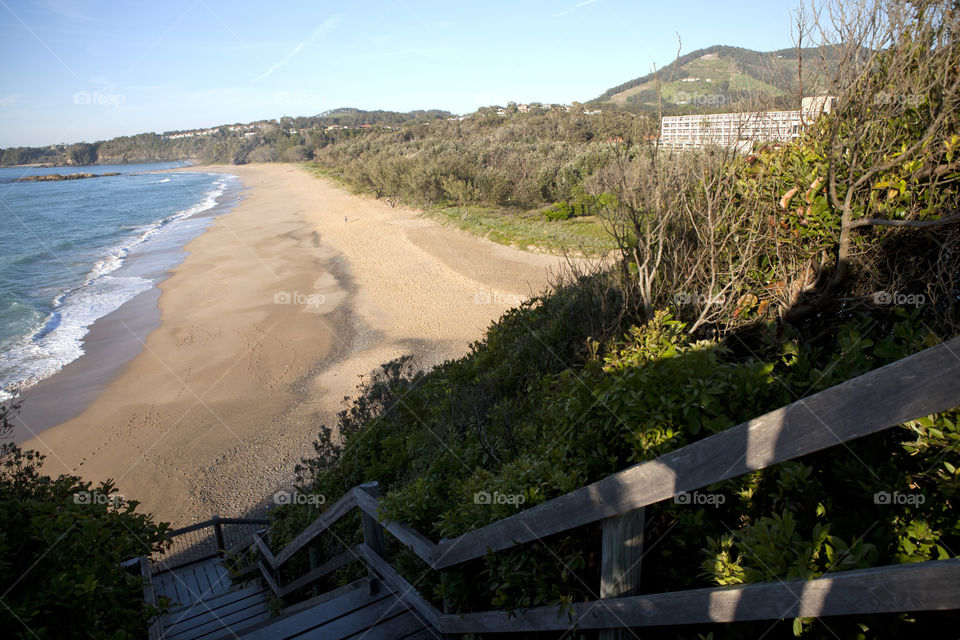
[159,584,267,628]
[353,487,439,566]
[599,508,645,640]
[209,561,231,596]
[167,600,269,640]
[163,589,268,637]
[258,558,281,596]
[273,488,361,566]
[278,546,361,597]
[600,509,645,599]
[357,485,386,557]
[346,610,429,640]
[206,611,272,640]
[437,558,960,633]
[304,594,409,639]
[357,485,388,587]
[239,583,388,639]
[191,562,212,596]
[141,557,163,640]
[436,337,960,568]
[252,531,279,568]
[170,569,192,606]
[356,543,442,629]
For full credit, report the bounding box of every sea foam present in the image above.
[0,174,233,401]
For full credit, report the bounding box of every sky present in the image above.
[0,0,803,147]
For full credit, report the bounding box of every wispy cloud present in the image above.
[250,16,339,84]
[0,94,21,108]
[554,0,599,18]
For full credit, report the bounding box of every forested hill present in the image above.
[0,107,451,167]
[595,44,835,111]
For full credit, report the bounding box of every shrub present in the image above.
[0,433,169,639]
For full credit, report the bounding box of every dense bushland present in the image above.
[0,401,169,639]
[269,1,959,638]
[309,109,645,210]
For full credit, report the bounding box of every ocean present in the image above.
[0,162,239,401]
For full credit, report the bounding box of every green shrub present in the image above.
[0,439,169,639]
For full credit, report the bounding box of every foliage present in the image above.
[268,5,959,636]
[66,142,99,165]
[0,435,169,639]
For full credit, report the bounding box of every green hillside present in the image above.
[596,44,833,112]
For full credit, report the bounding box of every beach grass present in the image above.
[300,163,616,256]
[422,206,615,256]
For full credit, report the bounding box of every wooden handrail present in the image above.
[356,543,442,629]
[236,338,960,631]
[436,558,960,632]
[271,483,366,567]
[166,516,270,538]
[352,486,440,565]
[250,337,960,571]
[433,335,960,567]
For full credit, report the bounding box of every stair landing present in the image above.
[152,558,270,640]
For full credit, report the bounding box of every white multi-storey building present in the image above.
[659,96,835,151]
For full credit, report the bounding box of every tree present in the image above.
[789,0,960,319]
[66,142,98,165]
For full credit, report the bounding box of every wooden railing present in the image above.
[237,336,960,634]
[151,516,270,572]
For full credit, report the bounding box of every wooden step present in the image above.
[153,558,232,609]
[341,610,434,639]
[238,578,431,639]
[158,583,268,632]
[150,556,270,640]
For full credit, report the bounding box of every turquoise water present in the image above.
[0,162,236,398]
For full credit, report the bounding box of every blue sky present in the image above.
[0,0,801,147]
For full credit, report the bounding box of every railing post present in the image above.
[358,484,386,593]
[212,515,225,555]
[599,507,645,640]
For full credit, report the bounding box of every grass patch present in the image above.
[300,162,616,256]
[422,206,616,256]
[300,162,348,185]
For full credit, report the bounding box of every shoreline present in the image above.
[17,163,572,526]
[12,173,244,438]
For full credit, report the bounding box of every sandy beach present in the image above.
[16,163,568,526]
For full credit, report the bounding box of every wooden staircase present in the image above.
[148,559,434,639]
[238,577,434,639]
[136,338,960,638]
[151,558,269,639]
